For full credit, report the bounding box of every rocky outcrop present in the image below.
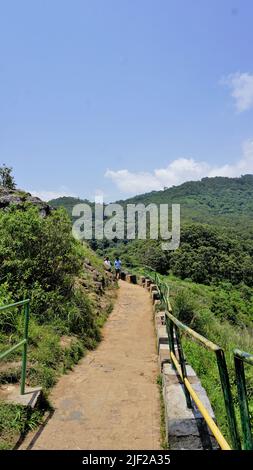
[0,186,52,216]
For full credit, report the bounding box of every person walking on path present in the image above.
[114,257,122,280]
[104,256,112,272]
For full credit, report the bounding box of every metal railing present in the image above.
[0,299,30,395]
[166,311,240,450]
[143,266,169,307]
[234,349,253,450]
[143,268,241,450]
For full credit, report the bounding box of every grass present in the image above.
[96,300,115,328]
[79,242,104,272]
[0,402,45,450]
[157,374,168,449]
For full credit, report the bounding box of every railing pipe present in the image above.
[21,302,30,395]
[0,299,30,395]
[234,350,253,450]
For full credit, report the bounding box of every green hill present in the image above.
[48,175,253,287]
[49,175,253,235]
[116,174,253,234]
[48,196,92,218]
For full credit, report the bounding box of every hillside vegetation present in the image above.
[116,174,253,233]
[3,175,253,448]
[0,193,116,449]
[49,175,253,234]
[48,196,93,219]
[49,176,253,287]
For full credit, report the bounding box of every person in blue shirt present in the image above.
[114,257,122,280]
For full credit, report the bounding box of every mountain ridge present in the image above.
[48,175,253,235]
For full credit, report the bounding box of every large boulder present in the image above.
[0,186,52,217]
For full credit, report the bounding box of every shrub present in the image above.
[67,290,100,347]
[0,207,81,313]
[0,283,16,334]
[172,289,197,325]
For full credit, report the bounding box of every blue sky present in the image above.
[0,0,253,202]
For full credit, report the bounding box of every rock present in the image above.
[145,279,151,289]
[94,281,104,292]
[92,270,105,284]
[60,335,78,350]
[155,311,166,328]
[0,186,52,217]
[151,290,160,303]
[139,276,146,286]
[125,274,137,284]
[153,299,162,312]
[149,284,158,292]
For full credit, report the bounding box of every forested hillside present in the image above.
[116,175,253,233]
[49,175,253,235]
[49,175,253,287]
[48,196,93,219]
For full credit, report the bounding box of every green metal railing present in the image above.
[234,349,253,450]
[166,310,240,449]
[143,268,241,450]
[0,299,30,395]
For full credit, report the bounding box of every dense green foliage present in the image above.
[102,222,253,288]
[169,224,253,286]
[0,205,115,448]
[0,206,100,342]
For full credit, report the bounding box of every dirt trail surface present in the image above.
[20,281,161,450]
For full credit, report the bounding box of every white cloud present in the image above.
[28,188,78,202]
[208,140,253,178]
[223,72,253,112]
[105,169,162,194]
[105,140,253,195]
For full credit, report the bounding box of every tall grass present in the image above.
[167,276,253,446]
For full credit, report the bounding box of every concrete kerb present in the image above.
[125,273,137,284]
[139,276,146,286]
[162,364,219,450]
[155,311,166,328]
[153,304,219,450]
[149,284,157,293]
[0,384,42,409]
[145,279,151,289]
[153,299,162,313]
[151,291,160,304]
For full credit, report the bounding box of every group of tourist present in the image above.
[104,256,122,279]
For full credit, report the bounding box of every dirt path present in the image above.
[20,281,161,450]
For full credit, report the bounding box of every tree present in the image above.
[0,207,81,317]
[0,164,16,189]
